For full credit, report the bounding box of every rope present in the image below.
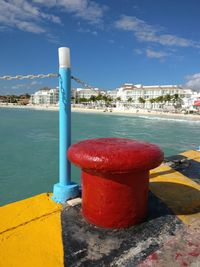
[71,76,94,89]
[0,73,59,80]
[0,73,98,90]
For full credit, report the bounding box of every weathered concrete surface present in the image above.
[61,192,182,267]
[139,219,200,267]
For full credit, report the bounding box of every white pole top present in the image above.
[58,47,71,68]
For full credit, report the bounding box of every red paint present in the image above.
[148,252,158,261]
[194,100,200,106]
[188,252,199,257]
[68,138,163,229]
[187,241,194,247]
[187,241,199,248]
[175,252,182,260]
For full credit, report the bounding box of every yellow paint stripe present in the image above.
[0,193,61,234]
[180,149,200,163]
[150,151,200,225]
[0,193,64,267]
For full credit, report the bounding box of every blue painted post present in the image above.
[52,47,79,203]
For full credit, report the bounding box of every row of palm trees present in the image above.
[72,94,113,107]
[73,93,183,110]
[135,94,183,109]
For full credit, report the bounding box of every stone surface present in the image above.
[67,197,82,206]
[61,192,182,267]
[139,219,200,267]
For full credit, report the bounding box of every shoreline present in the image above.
[0,103,200,121]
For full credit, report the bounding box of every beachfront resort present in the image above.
[28,83,200,113]
[1,83,200,117]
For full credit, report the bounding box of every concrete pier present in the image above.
[0,149,200,267]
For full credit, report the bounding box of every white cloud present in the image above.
[16,21,45,34]
[78,27,98,35]
[33,0,107,24]
[0,0,60,34]
[0,79,43,95]
[7,80,42,90]
[115,15,199,48]
[133,48,169,60]
[185,73,200,91]
[146,49,169,59]
[0,0,106,36]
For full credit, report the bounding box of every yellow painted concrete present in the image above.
[181,149,200,163]
[150,150,200,224]
[0,193,64,267]
[0,193,61,234]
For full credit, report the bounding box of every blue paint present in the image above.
[52,54,79,203]
[59,67,71,185]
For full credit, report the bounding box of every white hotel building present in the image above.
[108,83,194,109]
[30,87,59,105]
[30,87,105,105]
[29,84,199,110]
[76,88,105,99]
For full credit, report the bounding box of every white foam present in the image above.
[138,115,200,123]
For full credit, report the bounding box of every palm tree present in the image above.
[89,95,97,102]
[127,97,133,108]
[138,97,146,108]
[172,94,183,111]
[155,96,164,109]
[149,98,155,109]
[105,96,113,107]
[163,94,172,110]
[79,97,88,103]
[96,94,104,101]
[163,94,172,103]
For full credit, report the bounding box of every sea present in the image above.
[0,107,200,206]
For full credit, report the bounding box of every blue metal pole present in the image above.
[52,47,79,203]
[59,67,71,186]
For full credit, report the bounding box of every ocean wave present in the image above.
[138,115,200,123]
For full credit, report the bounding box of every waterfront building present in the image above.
[29,83,198,111]
[114,83,194,110]
[76,88,105,99]
[30,87,59,105]
[107,89,119,100]
[71,88,77,99]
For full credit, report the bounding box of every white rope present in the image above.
[0,73,58,80]
[0,73,100,91]
[71,75,94,89]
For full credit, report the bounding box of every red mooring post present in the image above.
[68,138,164,229]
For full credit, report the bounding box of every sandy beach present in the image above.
[0,103,200,121]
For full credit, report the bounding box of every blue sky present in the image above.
[0,0,200,95]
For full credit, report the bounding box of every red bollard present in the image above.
[68,138,163,229]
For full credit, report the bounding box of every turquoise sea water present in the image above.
[0,108,200,206]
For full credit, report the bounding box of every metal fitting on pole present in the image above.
[52,47,79,204]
